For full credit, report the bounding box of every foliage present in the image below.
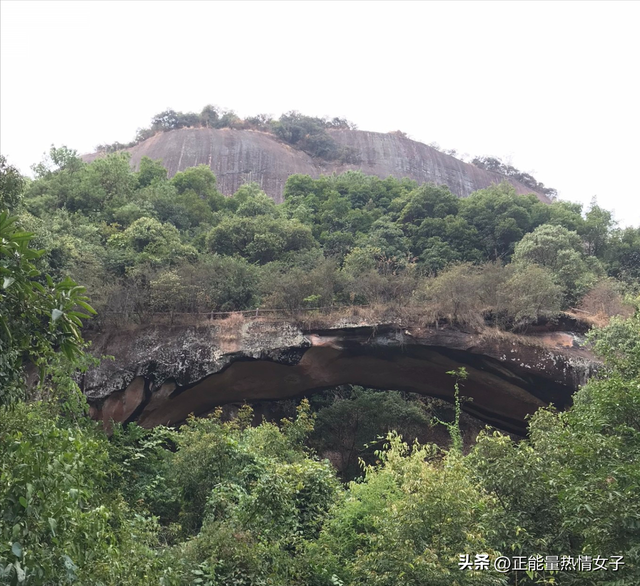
[0,211,96,405]
[0,403,161,585]
[0,156,25,211]
[472,155,557,197]
[309,387,432,480]
[309,434,505,586]
[95,106,358,162]
[206,215,316,264]
[512,223,602,305]
[10,141,636,326]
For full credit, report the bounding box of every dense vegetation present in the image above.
[8,147,639,331]
[2,151,640,584]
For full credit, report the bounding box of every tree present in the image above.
[0,155,25,210]
[199,104,220,128]
[310,387,431,480]
[0,211,96,405]
[107,217,197,269]
[496,264,563,327]
[605,226,640,282]
[459,183,546,260]
[151,109,181,131]
[397,184,459,224]
[0,402,162,585]
[136,157,167,188]
[470,310,640,584]
[206,216,316,264]
[31,145,84,178]
[309,433,505,586]
[512,223,601,305]
[170,165,225,211]
[582,197,614,257]
[235,190,279,218]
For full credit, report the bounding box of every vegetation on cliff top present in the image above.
[6,146,637,332]
[95,107,362,163]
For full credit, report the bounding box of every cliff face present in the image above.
[83,318,596,436]
[83,128,551,204]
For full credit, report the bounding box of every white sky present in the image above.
[2,1,639,227]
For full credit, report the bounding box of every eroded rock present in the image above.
[83,320,597,435]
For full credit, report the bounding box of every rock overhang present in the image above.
[83,319,598,436]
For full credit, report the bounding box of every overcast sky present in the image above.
[2,1,639,226]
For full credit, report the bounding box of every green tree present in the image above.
[581,197,614,257]
[470,311,640,584]
[459,183,548,260]
[0,156,25,210]
[309,434,504,586]
[512,223,602,305]
[170,164,226,212]
[107,217,197,269]
[605,226,640,282]
[0,403,161,585]
[397,184,459,225]
[496,264,563,328]
[199,104,220,128]
[206,216,316,264]
[0,211,96,405]
[310,387,431,480]
[136,156,167,188]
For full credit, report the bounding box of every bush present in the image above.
[413,263,487,327]
[578,279,634,322]
[260,258,339,311]
[496,264,563,328]
[0,403,161,585]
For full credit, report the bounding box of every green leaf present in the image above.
[18,496,27,508]
[11,542,22,558]
[77,300,97,315]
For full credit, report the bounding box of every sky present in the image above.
[2,1,639,226]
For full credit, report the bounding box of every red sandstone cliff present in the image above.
[84,128,551,204]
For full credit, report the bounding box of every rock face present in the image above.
[83,128,551,204]
[83,319,596,436]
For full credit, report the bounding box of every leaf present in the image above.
[51,308,63,322]
[11,542,22,558]
[77,300,97,315]
[14,561,25,583]
[19,496,27,508]
[2,276,15,289]
[68,311,91,320]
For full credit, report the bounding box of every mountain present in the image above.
[83,127,551,204]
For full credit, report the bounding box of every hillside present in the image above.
[83,127,551,203]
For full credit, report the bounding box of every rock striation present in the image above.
[83,319,596,436]
[83,128,551,204]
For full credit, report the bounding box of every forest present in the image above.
[1,149,640,585]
